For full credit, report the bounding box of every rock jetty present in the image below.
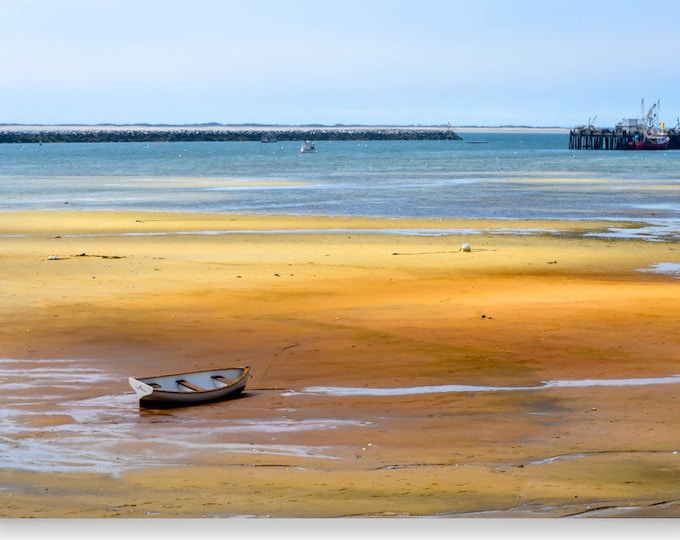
[0,125,462,144]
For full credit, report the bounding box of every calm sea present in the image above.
[1,132,680,240]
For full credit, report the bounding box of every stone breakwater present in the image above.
[0,125,462,143]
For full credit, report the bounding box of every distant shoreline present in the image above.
[0,124,568,143]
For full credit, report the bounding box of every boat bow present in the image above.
[128,377,155,398]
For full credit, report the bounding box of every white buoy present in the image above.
[461,243,471,252]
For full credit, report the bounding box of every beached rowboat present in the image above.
[128,366,250,407]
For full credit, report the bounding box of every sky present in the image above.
[2,0,680,127]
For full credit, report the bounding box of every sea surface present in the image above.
[1,132,680,241]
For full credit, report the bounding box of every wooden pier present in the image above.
[569,127,680,150]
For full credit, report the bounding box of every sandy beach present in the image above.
[1,210,680,519]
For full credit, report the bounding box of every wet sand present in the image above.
[1,211,680,519]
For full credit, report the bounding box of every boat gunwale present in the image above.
[134,366,250,395]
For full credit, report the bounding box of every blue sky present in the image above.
[2,0,680,127]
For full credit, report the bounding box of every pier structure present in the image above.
[570,100,680,150]
[568,127,625,150]
[569,126,680,150]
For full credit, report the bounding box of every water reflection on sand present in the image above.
[2,358,680,476]
[286,374,680,397]
[0,359,352,475]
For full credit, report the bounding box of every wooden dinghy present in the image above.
[129,366,250,408]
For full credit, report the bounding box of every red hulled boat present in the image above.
[624,100,670,150]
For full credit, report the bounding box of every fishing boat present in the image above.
[128,366,250,407]
[300,140,316,153]
[627,133,669,150]
[624,99,670,150]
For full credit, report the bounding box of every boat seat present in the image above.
[212,375,234,385]
[176,380,206,392]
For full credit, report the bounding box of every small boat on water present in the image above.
[129,366,250,408]
[300,140,316,153]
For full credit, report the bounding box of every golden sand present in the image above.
[1,211,680,519]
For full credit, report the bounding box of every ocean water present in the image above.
[1,132,680,239]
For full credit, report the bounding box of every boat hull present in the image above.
[129,366,250,408]
[626,136,670,150]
